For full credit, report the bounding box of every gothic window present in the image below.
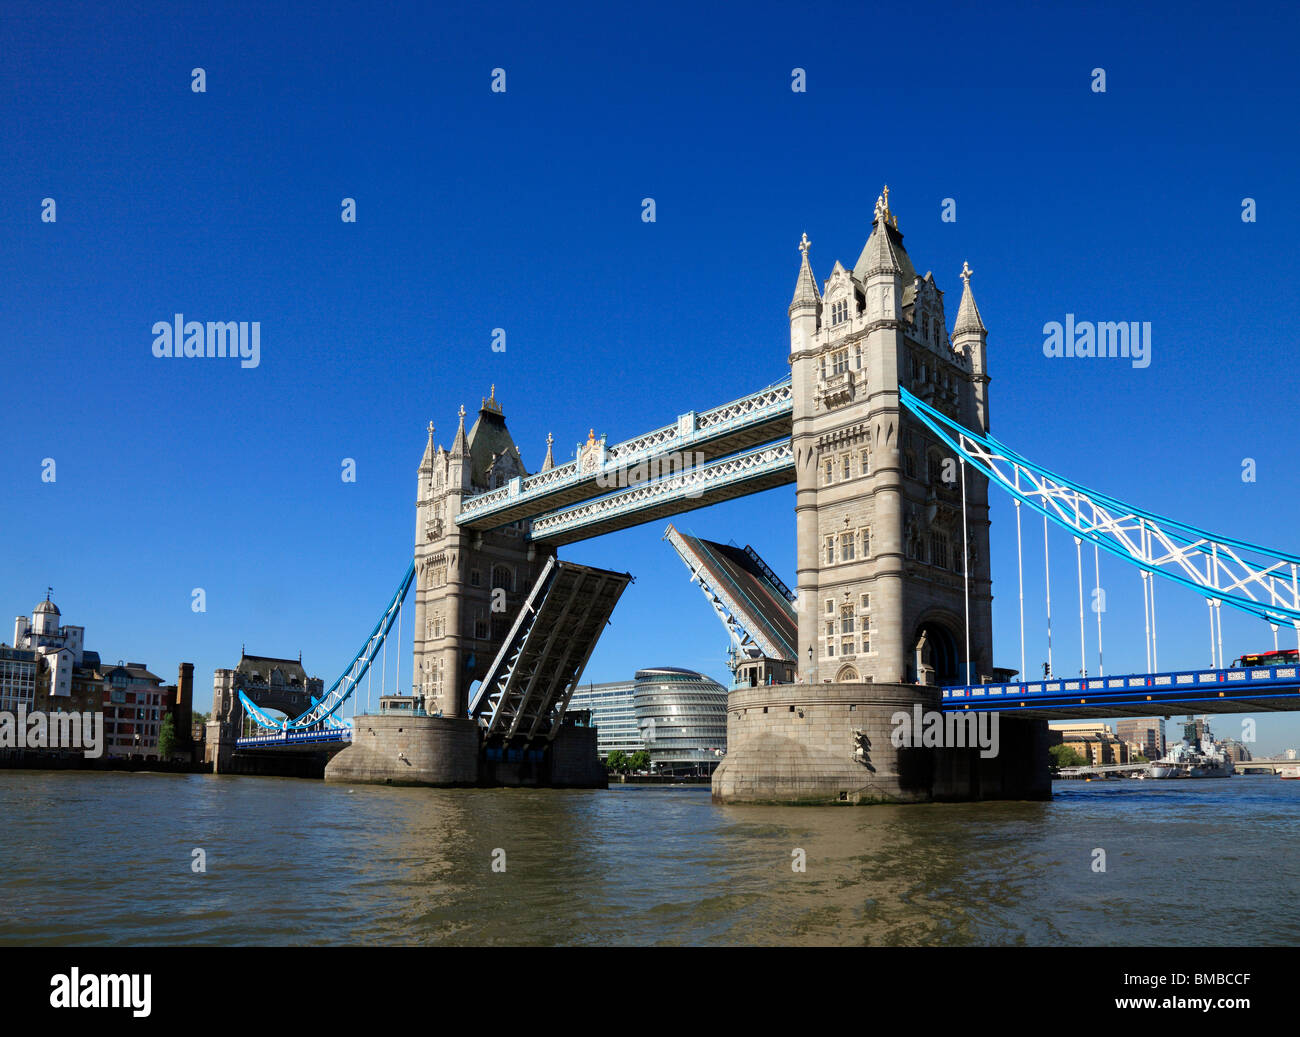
[474,618,488,639]
[470,569,481,587]
[930,532,949,569]
[824,458,834,485]
[860,593,870,610]
[854,343,862,370]
[922,313,930,339]
[831,349,849,375]
[491,565,513,592]
[860,449,870,475]
[903,452,916,478]
[831,299,848,326]
[827,641,835,658]
[824,536,835,565]
[841,639,855,657]
[840,531,855,562]
[860,527,871,557]
[841,454,851,479]
[840,606,855,634]
[825,599,834,615]
[825,622,834,638]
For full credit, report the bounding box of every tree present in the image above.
[1049,743,1086,769]
[627,750,650,771]
[192,711,210,726]
[606,750,627,773]
[158,714,176,759]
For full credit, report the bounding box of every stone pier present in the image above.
[712,682,1050,805]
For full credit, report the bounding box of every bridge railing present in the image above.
[942,662,1300,706]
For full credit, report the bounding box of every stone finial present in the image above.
[961,260,973,286]
[799,232,811,256]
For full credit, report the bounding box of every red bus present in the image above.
[1230,648,1299,668]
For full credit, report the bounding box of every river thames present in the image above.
[1,772,1295,946]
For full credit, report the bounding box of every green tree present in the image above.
[158,714,177,759]
[627,750,650,771]
[192,711,210,726]
[606,750,627,773]
[1049,743,1086,769]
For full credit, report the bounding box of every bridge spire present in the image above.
[451,405,468,457]
[419,421,436,471]
[541,432,555,472]
[855,191,903,280]
[789,232,821,314]
[953,260,986,336]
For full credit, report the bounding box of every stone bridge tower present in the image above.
[789,187,995,689]
[412,387,556,717]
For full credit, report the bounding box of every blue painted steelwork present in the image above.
[235,728,354,748]
[240,561,415,733]
[899,387,1300,627]
[942,662,1300,712]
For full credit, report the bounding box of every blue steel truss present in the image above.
[899,387,1300,630]
[240,561,415,732]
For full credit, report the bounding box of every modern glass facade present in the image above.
[633,667,728,776]
[567,680,642,757]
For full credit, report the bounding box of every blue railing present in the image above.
[942,663,1300,710]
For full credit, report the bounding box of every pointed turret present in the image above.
[450,405,468,458]
[952,261,989,432]
[788,233,821,356]
[541,432,555,472]
[953,260,986,336]
[789,232,821,314]
[419,422,436,471]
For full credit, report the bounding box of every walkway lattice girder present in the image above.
[528,441,795,546]
[455,379,793,532]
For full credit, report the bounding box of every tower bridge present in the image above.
[224,184,1300,803]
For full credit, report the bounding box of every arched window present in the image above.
[491,565,513,592]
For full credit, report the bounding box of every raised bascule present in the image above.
[222,185,1300,802]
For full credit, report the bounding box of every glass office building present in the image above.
[567,680,642,757]
[633,667,728,776]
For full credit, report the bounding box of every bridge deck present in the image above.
[942,663,1300,718]
[235,729,352,751]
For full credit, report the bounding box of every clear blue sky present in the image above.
[3,0,1299,752]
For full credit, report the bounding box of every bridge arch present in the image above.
[911,611,963,686]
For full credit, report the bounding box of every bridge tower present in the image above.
[412,387,556,717]
[789,188,995,689]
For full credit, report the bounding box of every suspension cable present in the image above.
[1044,512,1053,678]
[961,459,971,684]
[1093,543,1104,676]
[1016,498,1026,681]
[395,598,403,697]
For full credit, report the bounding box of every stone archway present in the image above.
[913,619,961,685]
[835,664,860,682]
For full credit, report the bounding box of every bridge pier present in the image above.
[322,713,606,788]
[712,683,1050,805]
